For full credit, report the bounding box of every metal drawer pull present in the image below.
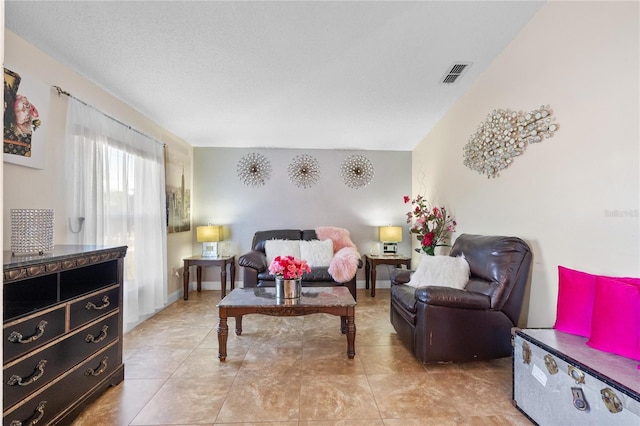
[85,325,109,343]
[601,387,623,413]
[6,360,48,387]
[8,321,48,344]
[85,295,110,310]
[10,400,47,426]
[85,357,109,377]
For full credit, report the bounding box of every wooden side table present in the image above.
[183,255,235,300]
[364,254,411,297]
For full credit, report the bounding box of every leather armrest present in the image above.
[238,250,267,271]
[390,268,412,285]
[415,286,491,310]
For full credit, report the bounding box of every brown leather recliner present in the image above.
[390,234,532,363]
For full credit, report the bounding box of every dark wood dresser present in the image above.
[3,245,127,426]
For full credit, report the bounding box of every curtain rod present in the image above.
[53,85,166,147]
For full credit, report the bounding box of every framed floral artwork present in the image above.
[3,66,49,169]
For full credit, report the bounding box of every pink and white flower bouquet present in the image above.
[404,195,457,256]
[268,255,311,280]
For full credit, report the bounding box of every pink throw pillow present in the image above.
[587,277,640,360]
[315,227,356,252]
[554,266,598,337]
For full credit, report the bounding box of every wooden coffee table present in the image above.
[216,287,356,361]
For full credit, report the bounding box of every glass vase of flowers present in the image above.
[269,255,311,298]
[404,195,457,256]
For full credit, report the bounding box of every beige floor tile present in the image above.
[301,420,385,426]
[130,376,235,425]
[124,348,193,379]
[299,375,380,421]
[72,378,165,426]
[301,343,365,375]
[215,375,302,423]
[171,348,241,379]
[383,418,457,426]
[368,373,460,419]
[357,341,427,375]
[452,415,532,426]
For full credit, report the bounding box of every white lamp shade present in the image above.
[379,226,402,242]
[197,225,222,242]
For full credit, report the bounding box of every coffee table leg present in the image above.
[346,315,356,359]
[235,316,243,335]
[217,316,228,361]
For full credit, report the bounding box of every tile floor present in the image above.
[72,288,531,425]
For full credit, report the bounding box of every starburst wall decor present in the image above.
[463,105,559,179]
[340,155,374,189]
[237,152,272,187]
[287,154,320,188]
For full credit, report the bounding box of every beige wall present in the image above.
[3,30,193,297]
[413,1,639,327]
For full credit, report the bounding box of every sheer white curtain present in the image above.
[64,97,167,332]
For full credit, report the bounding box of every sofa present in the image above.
[238,228,361,300]
[390,234,532,363]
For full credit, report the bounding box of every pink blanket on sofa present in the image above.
[316,227,360,283]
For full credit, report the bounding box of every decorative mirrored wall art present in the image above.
[340,154,374,189]
[237,152,272,187]
[287,154,320,188]
[463,105,559,178]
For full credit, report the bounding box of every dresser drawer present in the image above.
[69,285,120,330]
[3,305,66,363]
[3,312,120,410]
[3,341,121,426]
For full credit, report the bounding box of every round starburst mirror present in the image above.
[340,155,374,189]
[237,152,272,187]
[288,154,320,188]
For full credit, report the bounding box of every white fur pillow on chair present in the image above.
[406,254,470,289]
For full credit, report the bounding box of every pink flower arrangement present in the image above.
[404,195,457,256]
[268,255,311,280]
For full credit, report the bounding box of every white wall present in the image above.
[413,1,640,327]
[3,30,194,296]
[192,147,412,285]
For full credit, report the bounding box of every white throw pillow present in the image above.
[265,239,301,265]
[406,254,470,289]
[299,239,334,267]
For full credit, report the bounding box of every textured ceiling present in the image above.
[5,1,544,151]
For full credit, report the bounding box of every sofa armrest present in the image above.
[415,286,491,310]
[390,268,412,286]
[238,250,267,271]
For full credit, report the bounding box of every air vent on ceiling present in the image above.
[441,63,471,84]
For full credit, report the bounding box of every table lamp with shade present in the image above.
[379,225,402,255]
[197,225,222,258]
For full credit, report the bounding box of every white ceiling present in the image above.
[5,1,544,151]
